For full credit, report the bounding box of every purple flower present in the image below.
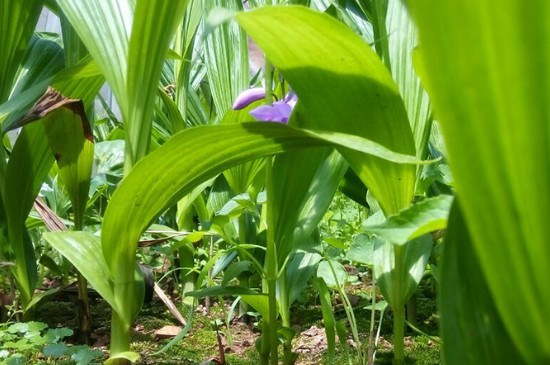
[232,87,266,110]
[249,101,293,123]
[232,88,298,124]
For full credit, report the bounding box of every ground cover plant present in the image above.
[0,0,547,364]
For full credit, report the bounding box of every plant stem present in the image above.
[74,219,91,343]
[367,277,377,365]
[392,245,406,365]
[393,305,405,365]
[237,214,250,317]
[265,156,279,365]
[109,311,132,365]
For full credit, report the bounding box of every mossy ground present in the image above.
[35,277,439,364]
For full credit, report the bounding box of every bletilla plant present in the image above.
[8,1,544,365]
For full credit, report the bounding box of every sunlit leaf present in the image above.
[364,194,453,245]
[409,0,550,360]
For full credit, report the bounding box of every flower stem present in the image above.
[265,155,279,365]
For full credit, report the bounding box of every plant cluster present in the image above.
[0,0,548,365]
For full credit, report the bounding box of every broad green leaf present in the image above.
[283,250,322,305]
[364,194,453,245]
[441,203,524,365]
[57,0,132,105]
[1,58,104,133]
[373,235,432,308]
[236,6,416,215]
[0,0,43,101]
[202,0,248,118]
[272,148,347,264]
[101,122,422,294]
[39,89,94,229]
[345,233,374,266]
[386,0,431,161]
[43,231,117,313]
[409,0,550,360]
[58,0,188,169]
[3,122,54,304]
[317,260,347,289]
[10,35,64,97]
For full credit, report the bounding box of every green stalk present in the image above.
[327,260,363,363]
[109,311,132,365]
[265,156,279,365]
[263,58,279,365]
[278,278,294,365]
[74,214,91,343]
[237,214,250,317]
[392,245,406,365]
[367,277,377,365]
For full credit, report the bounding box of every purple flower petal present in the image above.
[232,87,266,110]
[250,101,292,123]
[284,93,298,109]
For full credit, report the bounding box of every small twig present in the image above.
[154,283,186,326]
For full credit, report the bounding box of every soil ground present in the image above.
[35,279,440,364]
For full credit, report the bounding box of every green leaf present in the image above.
[43,343,68,358]
[284,250,322,305]
[58,0,189,167]
[40,89,94,229]
[187,285,270,319]
[70,348,103,365]
[386,0,432,161]
[0,0,43,101]
[317,260,347,289]
[10,35,64,97]
[408,0,550,360]
[3,122,54,304]
[100,122,422,323]
[42,231,117,313]
[125,0,190,165]
[236,6,416,215]
[373,235,432,308]
[56,0,132,106]
[314,278,336,361]
[364,194,453,245]
[346,233,375,266]
[104,351,140,365]
[202,0,248,118]
[272,148,347,264]
[25,287,62,312]
[441,203,524,364]
[186,285,259,297]
[222,261,253,286]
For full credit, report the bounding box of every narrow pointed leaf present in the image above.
[125,0,190,165]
